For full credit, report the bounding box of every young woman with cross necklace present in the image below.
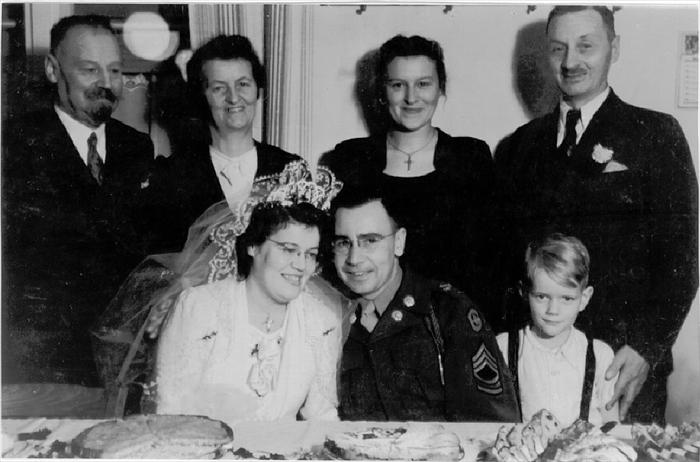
[322,35,500,320]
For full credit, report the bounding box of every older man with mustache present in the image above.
[2,14,155,386]
[498,6,697,424]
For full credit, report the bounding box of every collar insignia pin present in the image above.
[403,295,415,307]
[350,313,357,324]
[391,310,403,322]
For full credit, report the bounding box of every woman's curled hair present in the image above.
[376,34,447,98]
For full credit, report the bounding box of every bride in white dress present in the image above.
[155,162,343,423]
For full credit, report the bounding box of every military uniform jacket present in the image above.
[339,267,520,422]
[498,89,698,371]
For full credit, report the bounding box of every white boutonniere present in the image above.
[592,144,614,164]
[592,143,629,173]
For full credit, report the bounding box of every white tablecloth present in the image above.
[0,417,633,459]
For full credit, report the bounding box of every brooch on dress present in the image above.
[248,334,284,397]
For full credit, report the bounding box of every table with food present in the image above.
[2,409,698,460]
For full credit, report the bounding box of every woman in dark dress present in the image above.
[152,35,299,253]
[321,35,498,314]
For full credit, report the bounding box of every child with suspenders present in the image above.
[496,233,620,426]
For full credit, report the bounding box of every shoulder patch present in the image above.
[467,308,483,332]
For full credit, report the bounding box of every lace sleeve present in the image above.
[154,287,212,414]
[299,291,342,421]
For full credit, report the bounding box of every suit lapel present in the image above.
[432,128,452,173]
[201,145,224,199]
[256,142,288,177]
[528,109,560,179]
[369,135,387,172]
[188,142,224,202]
[44,112,97,189]
[570,90,629,175]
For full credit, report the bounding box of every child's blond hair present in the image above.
[524,233,590,290]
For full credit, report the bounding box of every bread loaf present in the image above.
[71,414,233,459]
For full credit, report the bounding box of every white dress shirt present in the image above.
[556,87,610,147]
[55,105,106,165]
[496,325,619,426]
[209,145,258,210]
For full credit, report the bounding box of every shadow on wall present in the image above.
[494,20,560,163]
[317,46,389,159]
[353,47,391,137]
[149,55,206,157]
[511,19,560,121]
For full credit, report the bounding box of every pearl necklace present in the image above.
[263,314,274,332]
[387,129,437,171]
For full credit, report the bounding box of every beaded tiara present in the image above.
[207,160,343,282]
[261,160,342,212]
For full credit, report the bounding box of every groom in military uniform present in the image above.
[331,186,520,422]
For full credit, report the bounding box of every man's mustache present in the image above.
[561,66,586,76]
[86,87,117,103]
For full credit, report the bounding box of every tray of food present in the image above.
[3,412,699,460]
[320,424,464,460]
[2,414,233,459]
[477,409,637,462]
[632,422,700,461]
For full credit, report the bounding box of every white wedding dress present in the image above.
[155,277,342,424]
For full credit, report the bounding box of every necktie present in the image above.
[87,132,104,185]
[360,301,379,333]
[559,109,580,158]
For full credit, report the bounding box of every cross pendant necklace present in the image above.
[387,129,437,171]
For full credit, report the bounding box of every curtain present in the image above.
[263,4,315,161]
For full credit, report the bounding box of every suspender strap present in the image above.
[508,328,523,420]
[579,333,596,421]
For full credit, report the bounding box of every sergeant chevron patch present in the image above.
[471,343,503,395]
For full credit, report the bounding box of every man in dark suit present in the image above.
[2,15,155,386]
[498,6,697,423]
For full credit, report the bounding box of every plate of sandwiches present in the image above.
[478,409,637,462]
[317,424,465,461]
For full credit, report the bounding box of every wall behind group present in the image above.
[306,4,697,169]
